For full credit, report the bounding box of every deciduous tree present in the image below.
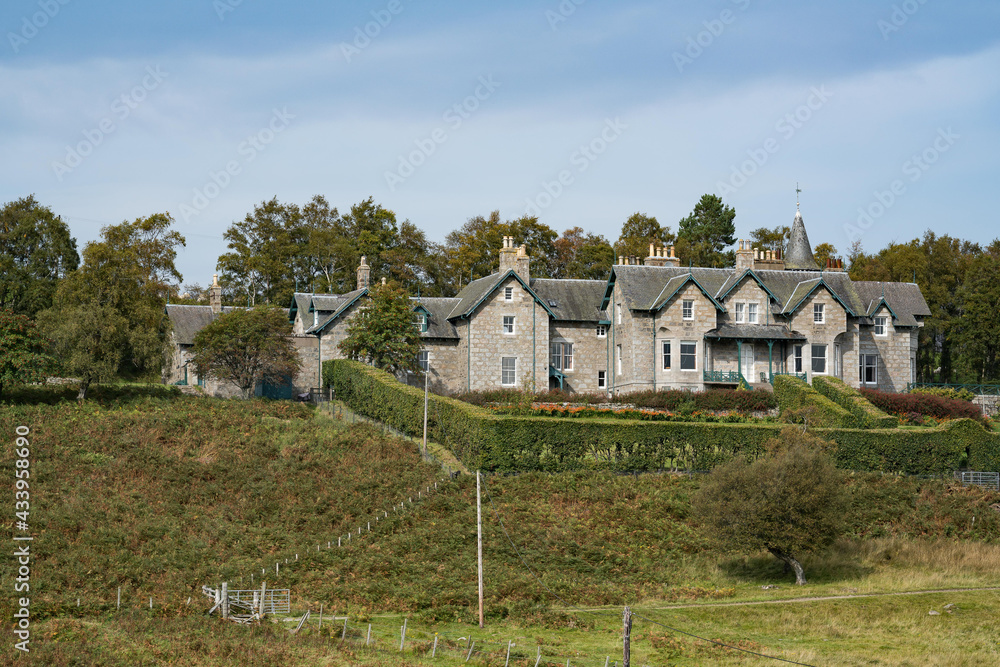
[692,428,847,585]
[339,282,421,376]
[614,212,675,262]
[0,309,54,399]
[191,306,302,399]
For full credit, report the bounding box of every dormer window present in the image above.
[504,286,513,301]
[813,303,825,324]
[747,303,758,324]
[873,316,887,336]
[735,303,745,323]
[413,312,428,332]
[682,300,694,320]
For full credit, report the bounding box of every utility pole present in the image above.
[422,363,429,456]
[622,606,632,667]
[477,470,484,628]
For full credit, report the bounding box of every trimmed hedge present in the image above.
[812,376,899,429]
[328,360,1000,475]
[771,375,858,427]
[453,387,777,413]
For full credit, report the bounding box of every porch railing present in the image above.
[763,372,808,384]
[703,370,745,384]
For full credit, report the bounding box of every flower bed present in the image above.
[453,387,777,413]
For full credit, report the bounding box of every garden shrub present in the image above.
[771,375,858,427]
[812,376,898,429]
[451,386,777,413]
[860,388,985,424]
[911,386,977,402]
[328,360,1000,475]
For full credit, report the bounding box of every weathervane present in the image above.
[795,182,802,211]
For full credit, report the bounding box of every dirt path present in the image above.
[645,586,1000,610]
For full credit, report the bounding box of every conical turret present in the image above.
[784,209,819,271]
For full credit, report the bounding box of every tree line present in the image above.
[1,191,998,397]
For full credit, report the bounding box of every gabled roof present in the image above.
[780,276,857,316]
[412,297,461,339]
[289,292,316,322]
[447,270,556,320]
[704,324,806,341]
[853,281,929,327]
[307,288,368,334]
[530,278,608,321]
[715,269,780,303]
[165,304,246,345]
[650,273,726,312]
[601,265,732,311]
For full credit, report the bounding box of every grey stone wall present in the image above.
[787,289,848,383]
[651,282,717,390]
[549,321,609,393]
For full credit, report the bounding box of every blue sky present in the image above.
[3,0,999,285]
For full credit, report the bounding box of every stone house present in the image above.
[170,206,929,397]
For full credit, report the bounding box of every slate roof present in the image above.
[447,271,555,320]
[603,265,732,311]
[413,297,461,339]
[785,211,820,271]
[853,281,930,327]
[704,324,806,341]
[530,279,608,321]
[165,304,246,345]
[306,288,368,334]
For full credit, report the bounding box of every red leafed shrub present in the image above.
[859,389,984,424]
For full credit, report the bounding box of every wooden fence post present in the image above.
[432,634,438,658]
[221,582,228,620]
[623,606,632,667]
[505,640,512,666]
[318,604,323,630]
[400,618,407,651]
[366,623,372,646]
[342,615,348,640]
[117,587,121,610]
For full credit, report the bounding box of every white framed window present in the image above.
[417,350,429,372]
[501,357,517,386]
[680,341,697,371]
[860,353,878,384]
[811,344,827,374]
[794,345,803,373]
[661,340,671,370]
[413,312,427,332]
[813,303,825,324]
[596,325,607,338]
[502,315,515,334]
[616,303,622,324]
[598,370,606,389]
[504,286,513,301]
[682,300,694,320]
[616,344,622,375]
[735,302,745,323]
[550,343,573,371]
[834,343,841,378]
[874,316,887,336]
[747,302,758,324]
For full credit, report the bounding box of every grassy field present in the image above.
[2,390,1000,665]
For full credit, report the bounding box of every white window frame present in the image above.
[549,342,574,372]
[616,344,622,375]
[874,316,888,336]
[597,370,606,389]
[616,303,622,324]
[417,350,429,372]
[502,315,515,335]
[814,303,825,324]
[680,340,697,371]
[735,302,745,323]
[501,357,517,386]
[661,340,671,370]
[747,302,758,324]
[834,342,841,378]
[413,312,427,332]
[811,344,828,375]
[596,325,607,338]
[860,353,878,385]
[504,286,513,301]
[794,344,803,373]
[682,300,694,321]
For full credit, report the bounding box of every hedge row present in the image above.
[453,387,778,413]
[327,360,1000,475]
[812,376,899,429]
[860,388,985,424]
[771,375,859,427]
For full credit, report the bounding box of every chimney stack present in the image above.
[356,256,371,290]
[209,273,222,315]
